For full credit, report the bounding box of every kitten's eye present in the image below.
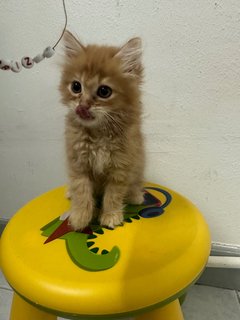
[71,81,82,94]
[97,85,112,99]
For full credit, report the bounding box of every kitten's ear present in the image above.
[116,37,142,75]
[63,30,85,57]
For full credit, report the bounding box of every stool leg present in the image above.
[10,293,57,320]
[135,299,184,320]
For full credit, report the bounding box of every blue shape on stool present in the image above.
[140,187,172,218]
[139,206,164,218]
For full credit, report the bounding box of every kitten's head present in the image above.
[59,31,143,129]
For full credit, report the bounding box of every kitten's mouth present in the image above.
[75,106,94,120]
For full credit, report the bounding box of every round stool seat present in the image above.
[0,182,210,319]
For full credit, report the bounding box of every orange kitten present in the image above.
[59,30,145,230]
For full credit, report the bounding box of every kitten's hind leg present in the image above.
[126,182,145,205]
[66,189,71,199]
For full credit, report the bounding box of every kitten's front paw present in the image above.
[100,211,124,229]
[69,209,92,231]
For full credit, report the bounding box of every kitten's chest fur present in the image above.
[68,127,120,177]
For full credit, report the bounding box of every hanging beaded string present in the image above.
[0,0,68,73]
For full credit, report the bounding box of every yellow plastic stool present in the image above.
[0,182,210,320]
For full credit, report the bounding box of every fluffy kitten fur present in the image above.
[59,30,145,230]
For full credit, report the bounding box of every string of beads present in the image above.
[0,47,55,73]
[0,0,67,73]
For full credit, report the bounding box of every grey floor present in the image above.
[0,270,239,320]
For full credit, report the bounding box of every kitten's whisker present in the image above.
[94,106,126,134]
[105,113,124,135]
[109,117,124,134]
[95,109,115,134]
[98,109,125,136]
[105,110,124,116]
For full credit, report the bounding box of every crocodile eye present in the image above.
[97,85,112,99]
[71,81,82,94]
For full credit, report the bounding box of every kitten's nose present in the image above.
[78,103,91,110]
[76,104,94,120]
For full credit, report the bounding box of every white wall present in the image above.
[0,0,240,244]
